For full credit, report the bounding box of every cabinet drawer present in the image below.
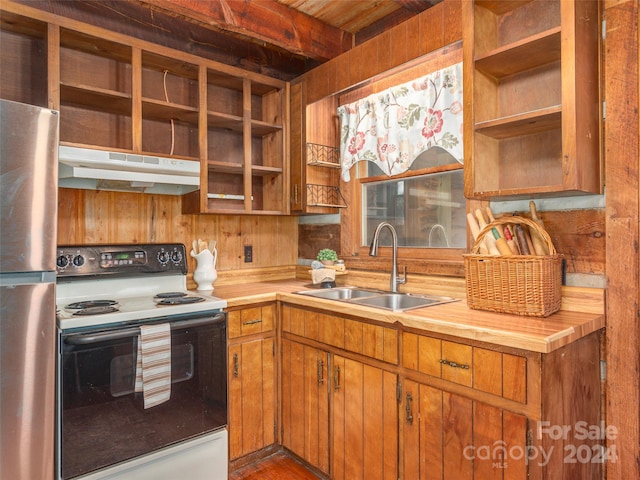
[228,304,275,339]
[402,332,527,404]
[281,305,398,364]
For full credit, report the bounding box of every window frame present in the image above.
[335,43,468,277]
[340,161,468,277]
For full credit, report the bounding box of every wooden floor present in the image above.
[229,451,322,480]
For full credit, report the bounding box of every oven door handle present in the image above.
[63,313,226,345]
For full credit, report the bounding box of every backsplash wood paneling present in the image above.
[58,188,298,274]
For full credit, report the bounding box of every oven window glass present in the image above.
[60,316,227,479]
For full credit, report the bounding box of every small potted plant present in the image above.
[317,248,338,266]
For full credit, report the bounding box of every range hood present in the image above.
[58,145,200,195]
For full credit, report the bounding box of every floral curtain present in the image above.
[338,62,463,181]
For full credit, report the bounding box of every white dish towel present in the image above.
[135,323,172,409]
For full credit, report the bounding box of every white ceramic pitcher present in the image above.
[191,248,217,291]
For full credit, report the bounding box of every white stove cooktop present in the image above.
[56,276,227,330]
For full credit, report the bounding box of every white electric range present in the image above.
[55,243,228,480]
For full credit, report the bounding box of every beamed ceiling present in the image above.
[16,0,441,81]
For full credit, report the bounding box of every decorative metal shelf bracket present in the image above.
[306,184,347,208]
[306,143,340,168]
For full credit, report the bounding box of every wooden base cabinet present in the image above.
[400,330,603,480]
[331,355,398,480]
[227,304,276,461]
[280,340,330,475]
[280,304,399,479]
[281,303,601,480]
[401,379,528,480]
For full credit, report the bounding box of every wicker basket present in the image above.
[463,216,563,317]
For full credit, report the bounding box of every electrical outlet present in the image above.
[244,245,253,263]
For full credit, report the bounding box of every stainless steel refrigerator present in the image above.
[1,99,59,480]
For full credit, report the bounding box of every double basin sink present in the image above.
[295,286,459,312]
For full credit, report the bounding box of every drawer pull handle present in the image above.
[243,319,262,325]
[233,353,239,377]
[440,359,469,369]
[317,360,324,385]
[405,392,414,425]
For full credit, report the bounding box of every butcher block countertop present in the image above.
[209,280,604,354]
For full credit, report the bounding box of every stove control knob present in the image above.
[157,251,170,265]
[57,255,69,269]
[171,250,183,264]
[72,255,85,267]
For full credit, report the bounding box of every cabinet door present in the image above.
[280,340,330,474]
[401,379,528,480]
[228,337,275,460]
[331,355,398,480]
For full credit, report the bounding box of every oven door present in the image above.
[58,312,227,480]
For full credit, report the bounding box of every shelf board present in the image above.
[473,184,572,200]
[207,193,248,201]
[475,28,561,78]
[307,160,341,168]
[207,159,244,174]
[252,165,283,176]
[60,82,131,115]
[142,98,199,124]
[474,106,561,139]
[208,111,243,131]
[251,119,283,136]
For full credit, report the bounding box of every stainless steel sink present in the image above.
[351,293,455,311]
[295,287,383,300]
[295,287,459,312]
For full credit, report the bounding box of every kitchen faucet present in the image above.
[369,222,407,293]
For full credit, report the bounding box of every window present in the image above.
[337,47,466,275]
[361,145,466,246]
[362,151,466,248]
[341,152,466,275]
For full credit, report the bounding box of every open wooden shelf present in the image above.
[474,106,561,139]
[463,0,601,200]
[1,3,288,214]
[474,28,561,78]
[60,83,131,114]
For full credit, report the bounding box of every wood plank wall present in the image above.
[58,188,298,279]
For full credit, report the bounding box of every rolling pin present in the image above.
[529,201,550,255]
[475,209,500,255]
[503,226,521,254]
[466,213,489,254]
[492,227,513,256]
[514,224,531,255]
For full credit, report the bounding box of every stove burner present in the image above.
[73,306,120,316]
[66,300,118,310]
[154,292,187,299]
[156,296,205,306]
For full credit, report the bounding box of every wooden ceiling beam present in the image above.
[135,0,353,62]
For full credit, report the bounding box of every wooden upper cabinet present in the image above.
[58,29,133,151]
[289,78,344,214]
[186,73,289,215]
[0,10,48,108]
[0,3,290,215]
[463,0,602,199]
